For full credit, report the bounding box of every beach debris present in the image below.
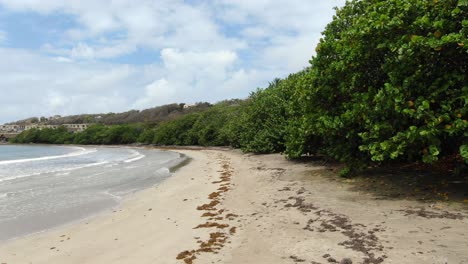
[196,200,220,211]
[176,250,197,264]
[225,213,238,220]
[194,222,229,229]
[279,187,386,264]
[176,155,239,263]
[340,258,353,264]
[208,191,221,199]
[201,212,217,217]
[284,196,318,213]
[218,186,229,192]
[396,207,464,220]
[290,255,306,262]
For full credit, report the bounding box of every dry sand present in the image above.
[0,149,467,264]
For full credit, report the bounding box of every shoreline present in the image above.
[0,145,187,243]
[0,149,226,264]
[0,148,466,263]
[0,153,191,245]
[0,198,119,245]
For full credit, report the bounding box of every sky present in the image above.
[0,0,345,124]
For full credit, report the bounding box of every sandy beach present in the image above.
[0,148,467,264]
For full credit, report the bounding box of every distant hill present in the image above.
[7,100,243,126]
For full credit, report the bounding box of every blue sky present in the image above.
[0,0,344,124]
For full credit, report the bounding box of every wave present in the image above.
[123,150,145,163]
[155,167,170,175]
[0,161,109,183]
[0,147,97,165]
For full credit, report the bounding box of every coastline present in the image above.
[0,149,221,264]
[0,145,185,243]
[0,148,467,264]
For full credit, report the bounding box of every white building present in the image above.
[0,124,90,133]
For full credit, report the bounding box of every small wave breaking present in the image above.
[0,147,96,165]
[0,161,109,183]
[123,150,145,163]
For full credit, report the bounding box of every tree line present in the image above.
[12,0,467,175]
[8,102,216,126]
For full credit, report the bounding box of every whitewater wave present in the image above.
[0,147,96,165]
[55,172,71,176]
[0,161,109,183]
[123,150,145,163]
[155,167,170,175]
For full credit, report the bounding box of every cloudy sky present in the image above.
[0,0,344,124]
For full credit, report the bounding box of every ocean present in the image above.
[0,145,184,241]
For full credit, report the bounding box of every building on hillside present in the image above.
[183,103,196,109]
[63,124,90,132]
[25,124,39,130]
[0,124,90,133]
[0,125,23,133]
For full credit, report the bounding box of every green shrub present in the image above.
[297,0,467,167]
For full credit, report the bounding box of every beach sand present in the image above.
[0,149,467,264]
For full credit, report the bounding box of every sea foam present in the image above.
[0,147,95,165]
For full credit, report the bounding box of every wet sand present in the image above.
[0,149,467,264]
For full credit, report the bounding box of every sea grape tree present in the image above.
[300,0,467,167]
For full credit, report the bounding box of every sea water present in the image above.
[0,145,183,241]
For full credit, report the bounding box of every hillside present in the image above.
[8,100,241,126]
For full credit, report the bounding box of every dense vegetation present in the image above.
[289,0,468,172]
[8,102,214,125]
[12,102,241,146]
[11,0,467,174]
[12,125,144,145]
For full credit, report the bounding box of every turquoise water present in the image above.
[0,145,184,241]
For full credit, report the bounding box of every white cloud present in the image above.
[0,47,259,123]
[133,79,176,109]
[46,91,69,110]
[133,48,243,109]
[0,0,347,123]
[220,69,259,92]
[53,56,73,63]
[70,42,95,59]
[0,48,144,122]
[0,0,343,68]
[0,0,246,59]
[214,0,345,73]
[261,34,323,72]
[160,48,237,73]
[241,27,269,39]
